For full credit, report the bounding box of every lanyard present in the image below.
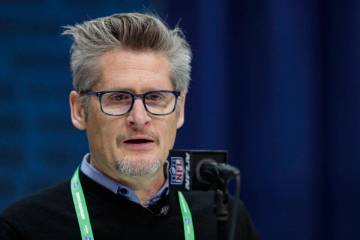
[70,168,195,240]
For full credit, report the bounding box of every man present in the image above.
[0,13,259,239]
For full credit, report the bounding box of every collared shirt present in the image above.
[80,153,169,208]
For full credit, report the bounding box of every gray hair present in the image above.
[62,12,192,94]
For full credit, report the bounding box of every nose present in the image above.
[126,98,151,129]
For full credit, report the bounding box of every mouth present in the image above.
[122,136,156,150]
[124,138,154,144]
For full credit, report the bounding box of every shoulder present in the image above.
[181,191,260,240]
[181,190,214,205]
[0,180,75,238]
[1,180,71,219]
[181,191,251,220]
[0,180,78,239]
[0,180,79,240]
[181,191,248,214]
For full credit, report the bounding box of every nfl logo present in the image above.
[170,157,184,185]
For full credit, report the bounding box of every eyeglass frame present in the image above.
[80,90,181,116]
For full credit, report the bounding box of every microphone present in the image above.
[196,158,240,190]
[167,150,241,240]
[167,150,239,191]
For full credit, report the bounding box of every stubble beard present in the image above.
[114,156,162,177]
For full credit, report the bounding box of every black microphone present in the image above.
[167,150,239,191]
[167,150,241,240]
[196,158,240,190]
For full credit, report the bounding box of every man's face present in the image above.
[70,49,185,179]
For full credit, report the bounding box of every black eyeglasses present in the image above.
[82,90,181,116]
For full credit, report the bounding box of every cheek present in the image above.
[86,113,119,149]
[159,118,179,149]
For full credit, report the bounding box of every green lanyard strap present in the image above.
[71,168,94,240]
[70,168,195,240]
[178,191,195,240]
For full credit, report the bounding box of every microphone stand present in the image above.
[195,159,241,240]
[215,188,229,240]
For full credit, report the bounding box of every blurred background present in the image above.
[1,0,360,239]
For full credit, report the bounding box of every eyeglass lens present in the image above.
[100,91,177,116]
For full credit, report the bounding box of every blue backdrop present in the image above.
[1,0,359,239]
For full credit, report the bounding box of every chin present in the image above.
[114,157,162,177]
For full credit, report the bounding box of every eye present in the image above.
[145,92,163,102]
[113,93,129,100]
[104,92,132,104]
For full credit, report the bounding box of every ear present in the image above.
[176,92,186,129]
[69,90,87,130]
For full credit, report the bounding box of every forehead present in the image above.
[95,49,173,92]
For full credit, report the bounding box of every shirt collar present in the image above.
[80,153,169,207]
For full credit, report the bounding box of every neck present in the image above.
[90,158,166,206]
[124,174,166,205]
